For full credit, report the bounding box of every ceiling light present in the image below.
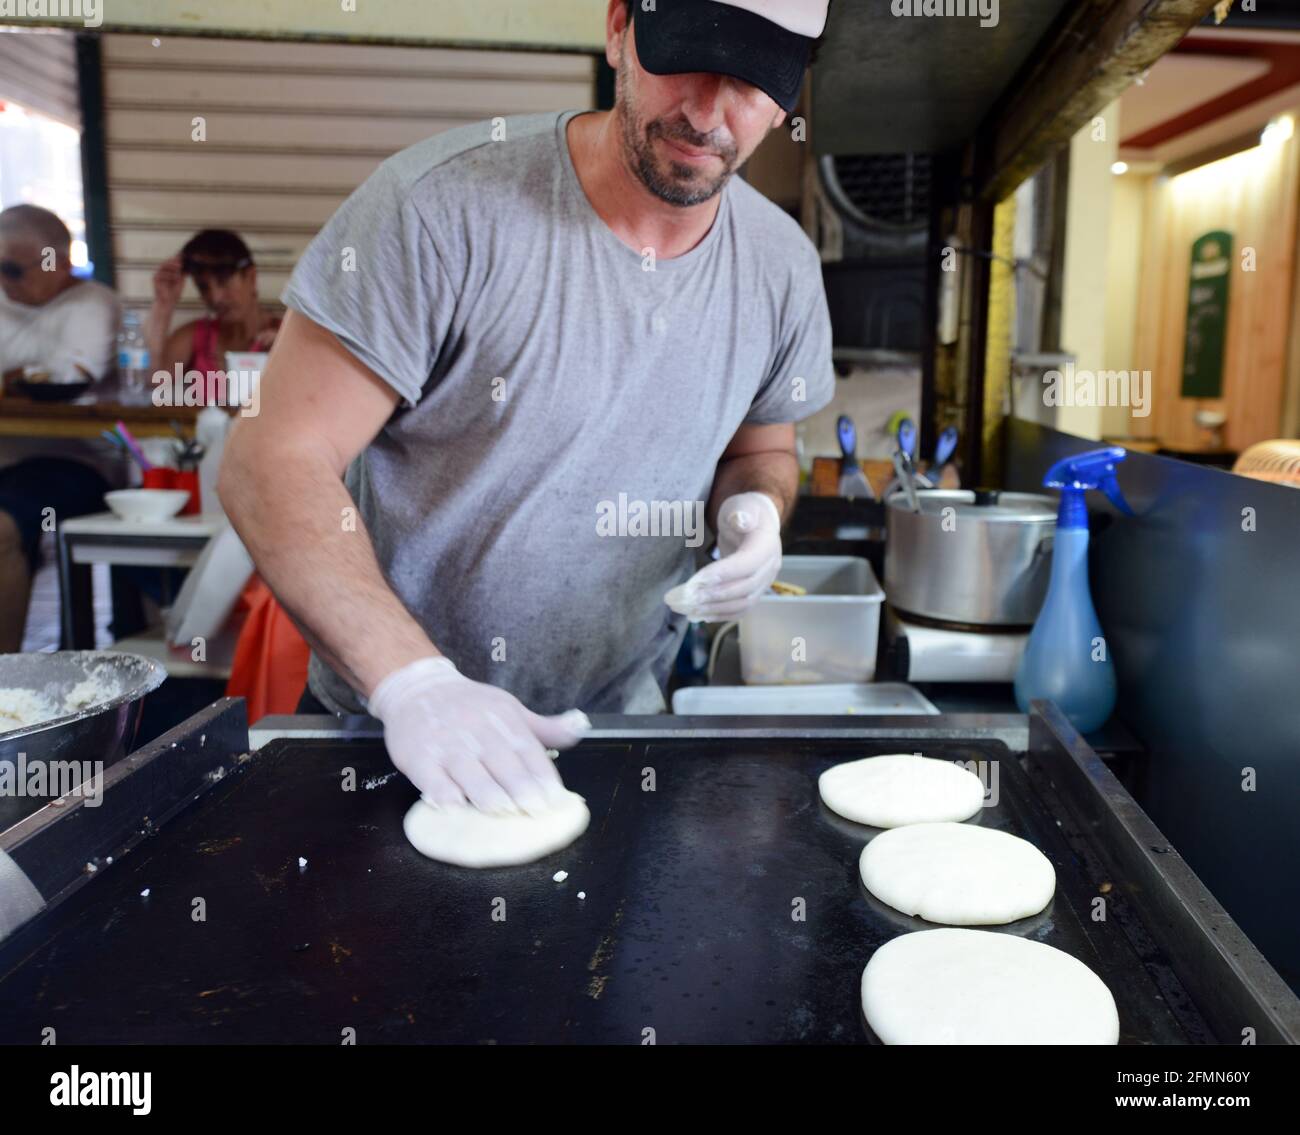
[1261,116,1294,147]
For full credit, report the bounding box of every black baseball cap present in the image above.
[632,0,829,113]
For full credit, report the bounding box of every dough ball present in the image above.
[860,822,1055,925]
[403,791,589,868]
[862,928,1119,1044]
[818,753,984,828]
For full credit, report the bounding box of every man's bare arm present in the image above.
[706,421,800,531]
[219,309,438,699]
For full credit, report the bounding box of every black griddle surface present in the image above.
[0,737,1210,1044]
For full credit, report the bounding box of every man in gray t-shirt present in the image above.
[222,0,834,816]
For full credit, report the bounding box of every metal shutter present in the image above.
[101,34,595,321]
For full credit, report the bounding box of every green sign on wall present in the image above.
[1181,230,1233,399]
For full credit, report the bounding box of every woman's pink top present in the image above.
[190,317,224,379]
[190,316,278,403]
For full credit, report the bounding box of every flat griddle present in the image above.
[0,706,1238,1044]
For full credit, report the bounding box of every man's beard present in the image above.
[618,72,740,205]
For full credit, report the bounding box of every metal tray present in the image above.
[671,682,939,716]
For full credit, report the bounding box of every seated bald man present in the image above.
[0,205,120,651]
[0,204,120,385]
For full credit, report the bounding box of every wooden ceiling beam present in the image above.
[978,0,1221,202]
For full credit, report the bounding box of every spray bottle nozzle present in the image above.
[1043,446,1134,519]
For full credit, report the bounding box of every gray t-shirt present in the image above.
[282,109,834,716]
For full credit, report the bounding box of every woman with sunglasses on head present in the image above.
[147,229,281,386]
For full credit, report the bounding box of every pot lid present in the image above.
[889,489,1057,522]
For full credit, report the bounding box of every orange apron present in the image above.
[224,577,311,722]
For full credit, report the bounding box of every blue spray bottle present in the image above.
[1014,447,1133,733]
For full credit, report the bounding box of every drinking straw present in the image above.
[114,421,154,471]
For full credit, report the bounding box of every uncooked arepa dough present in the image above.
[818,753,984,828]
[862,928,1119,1045]
[403,791,590,868]
[860,822,1056,924]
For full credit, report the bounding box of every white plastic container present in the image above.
[738,556,884,685]
[224,351,268,408]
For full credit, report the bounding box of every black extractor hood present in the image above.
[819,153,928,359]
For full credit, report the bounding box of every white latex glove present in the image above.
[368,656,590,815]
[663,491,783,622]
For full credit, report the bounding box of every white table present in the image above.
[56,512,225,650]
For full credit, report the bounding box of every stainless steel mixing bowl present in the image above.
[0,651,167,834]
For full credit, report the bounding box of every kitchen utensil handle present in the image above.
[897,418,917,459]
[934,425,958,468]
[837,414,857,460]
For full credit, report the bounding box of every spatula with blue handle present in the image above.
[836,414,875,500]
[889,418,921,509]
[917,425,958,487]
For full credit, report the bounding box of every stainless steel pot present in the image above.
[884,489,1057,626]
[0,651,166,835]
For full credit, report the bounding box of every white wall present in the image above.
[1058,100,1119,440]
[1102,171,1147,437]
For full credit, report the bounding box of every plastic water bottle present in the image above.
[116,311,151,405]
[1014,447,1133,734]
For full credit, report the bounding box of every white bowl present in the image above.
[104,489,190,523]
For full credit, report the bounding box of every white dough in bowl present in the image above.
[0,688,59,733]
[818,753,984,828]
[862,928,1119,1045]
[860,822,1055,925]
[403,792,590,868]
